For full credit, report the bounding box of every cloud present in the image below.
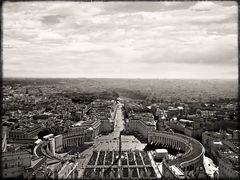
[189,1,222,11]
[2,1,238,79]
[37,31,64,41]
[138,34,237,65]
[41,15,63,25]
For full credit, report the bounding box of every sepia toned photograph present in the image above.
[2,1,239,179]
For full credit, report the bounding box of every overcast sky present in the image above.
[3,1,238,79]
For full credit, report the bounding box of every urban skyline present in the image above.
[2,2,239,179]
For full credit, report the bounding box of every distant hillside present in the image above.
[3,78,238,102]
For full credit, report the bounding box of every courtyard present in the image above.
[83,150,156,179]
[78,102,161,178]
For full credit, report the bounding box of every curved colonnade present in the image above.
[63,134,85,148]
[62,126,89,148]
[34,141,57,160]
[33,128,90,160]
[148,131,205,171]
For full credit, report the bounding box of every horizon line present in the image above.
[3,76,238,80]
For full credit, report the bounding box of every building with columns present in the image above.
[64,119,101,148]
[62,127,85,148]
[80,119,101,139]
[148,131,205,178]
[54,135,63,153]
[126,112,156,140]
[124,110,205,178]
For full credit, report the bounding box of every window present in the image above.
[18,162,20,167]
[18,156,20,159]
[5,164,7,169]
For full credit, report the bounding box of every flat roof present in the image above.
[179,119,193,123]
[213,141,223,145]
[156,149,168,153]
